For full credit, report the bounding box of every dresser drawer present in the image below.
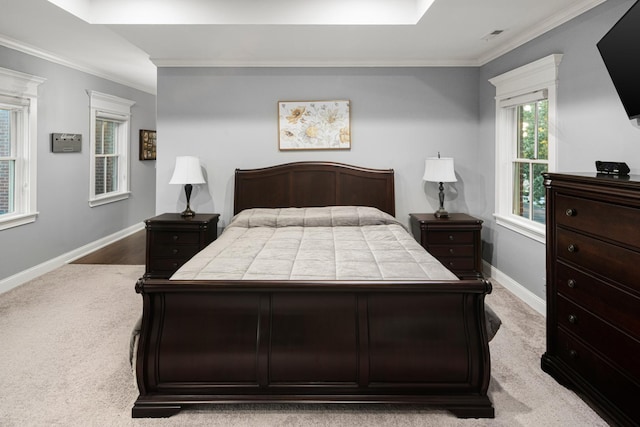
[151,230,201,245]
[426,245,474,258]
[556,262,640,337]
[556,328,640,422]
[557,228,640,293]
[557,295,640,379]
[427,231,474,245]
[555,194,640,248]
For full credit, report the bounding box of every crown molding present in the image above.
[477,0,607,65]
[0,33,156,95]
[151,58,481,68]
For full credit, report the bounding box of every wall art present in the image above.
[278,100,350,150]
[139,129,156,160]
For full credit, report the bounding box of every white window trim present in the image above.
[489,54,562,243]
[0,67,45,231]
[87,90,135,207]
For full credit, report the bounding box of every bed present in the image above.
[132,161,498,418]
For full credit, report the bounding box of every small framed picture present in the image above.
[139,129,156,160]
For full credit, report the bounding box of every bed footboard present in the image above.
[132,278,494,418]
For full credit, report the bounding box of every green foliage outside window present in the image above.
[514,99,548,224]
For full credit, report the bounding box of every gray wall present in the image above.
[156,67,483,229]
[0,46,156,281]
[478,0,640,298]
[155,0,640,301]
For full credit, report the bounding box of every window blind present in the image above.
[499,89,548,109]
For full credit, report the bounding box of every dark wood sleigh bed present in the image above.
[132,161,494,418]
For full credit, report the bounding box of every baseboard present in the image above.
[483,260,546,316]
[0,222,144,294]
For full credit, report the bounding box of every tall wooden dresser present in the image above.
[542,173,640,427]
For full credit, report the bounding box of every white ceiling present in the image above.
[0,0,606,94]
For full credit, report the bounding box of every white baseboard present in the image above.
[483,260,546,316]
[0,222,144,294]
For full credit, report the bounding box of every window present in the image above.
[0,67,45,231]
[489,54,562,243]
[88,91,135,207]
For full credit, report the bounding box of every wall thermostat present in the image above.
[51,133,82,153]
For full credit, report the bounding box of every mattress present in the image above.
[171,206,459,281]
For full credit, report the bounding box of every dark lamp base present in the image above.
[180,206,196,217]
[180,183,196,217]
[434,209,450,218]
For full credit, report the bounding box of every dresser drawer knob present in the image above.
[449,248,455,254]
[565,208,577,217]
[172,235,179,241]
[569,349,578,359]
[172,248,179,254]
[448,235,455,241]
[568,314,578,324]
[567,279,577,288]
[567,244,577,253]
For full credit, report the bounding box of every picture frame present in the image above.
[278,100,351,150]
[139,129,157,160]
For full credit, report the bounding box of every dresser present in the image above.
[409,213,483,279]
[541,173,640,427]
[144,213,219,279]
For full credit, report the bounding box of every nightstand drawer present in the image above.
[427,245,474,258]
[428,231,474,245]
[149,244,200,258]
[437,256,475,272]
[152,231,201,245]
[149,258,190,274]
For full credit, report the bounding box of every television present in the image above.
[597,0,640,121]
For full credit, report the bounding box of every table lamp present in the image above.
[169,156,206,217]
[423,153,457,218]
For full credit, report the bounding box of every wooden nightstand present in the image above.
[409,213,483,279]
[144,213,219,279]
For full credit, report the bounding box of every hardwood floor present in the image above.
[72,230,146,265]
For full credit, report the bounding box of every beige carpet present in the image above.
[0,265,607,426]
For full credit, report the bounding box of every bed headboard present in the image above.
[234,162,395,216]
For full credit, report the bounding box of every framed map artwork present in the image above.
[278,100,351,150]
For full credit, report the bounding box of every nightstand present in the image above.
[144,213,219,279]
[409,213,483,279]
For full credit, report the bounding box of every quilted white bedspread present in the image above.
[172,206,458,281]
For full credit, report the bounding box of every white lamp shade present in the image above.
[169,156,206,185]
[423,157,457,183]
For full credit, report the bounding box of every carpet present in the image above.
[0,265,607,426]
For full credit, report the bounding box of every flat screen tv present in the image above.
[597,0,640,121]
